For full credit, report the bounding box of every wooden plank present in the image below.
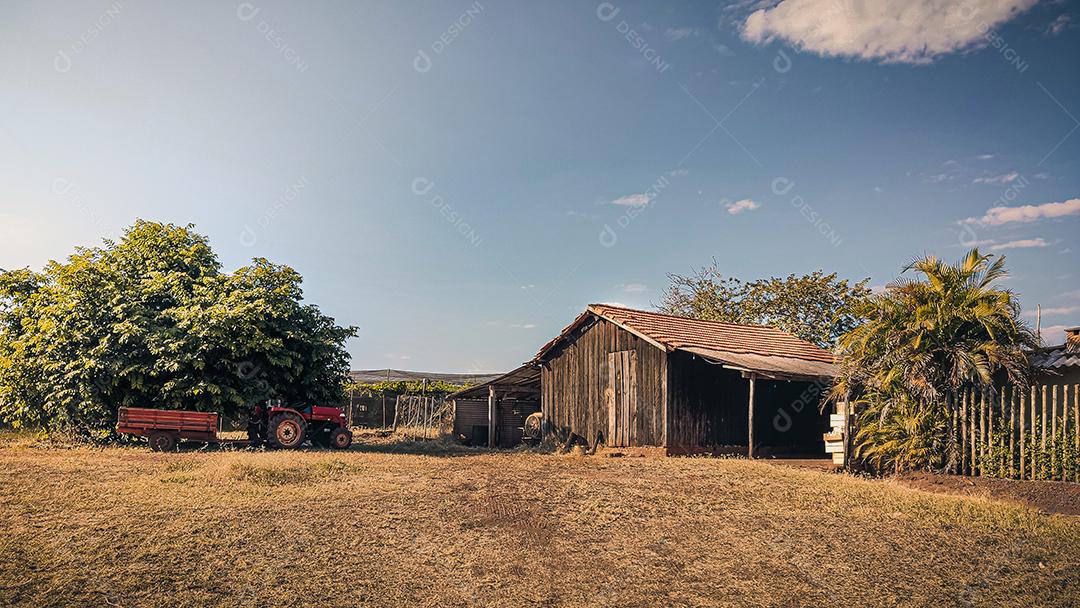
[487,385,496,448]
[628,349,638,446]
[824,441,844,454]
[1076,384,1079,484]
[660,351,668,449]
[1031,385,1038,480]
[1062,385,1070,483]
[609,352,617,447]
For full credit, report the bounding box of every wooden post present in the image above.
[487,385,497,448]
[1019,386,1026,480]
[970,389,977,475]
[1008,386,1016,478]
[1052,385,1058,480]
[1041,385,1048,480]
[1031,385,1038,480]
[980,389,987,472]
[963,390,972,475]
[747,373,756,459]
[1075,384,1079,484]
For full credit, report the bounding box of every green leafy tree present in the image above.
[833,249,1038,472]
[659,263,872,348]
[0,220,357,433]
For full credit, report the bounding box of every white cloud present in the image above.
[611,194,651,207]
[510,323,537,329]
[964,198,1080,225]
[973,171,1020,184]
[741,0,1037,64]
[1025,306,1080,317]
[1047,14,1074,36]
[976,154,995,160]
[725,198,760,215]
[991,238,1047,250]
[665,27,700,41]
[620,282,649,293]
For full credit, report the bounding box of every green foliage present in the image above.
[854,388,947,473]
[659,265,871,348]
[0,220,357,432]
[835,249,1038,473]
[346,380,467,397]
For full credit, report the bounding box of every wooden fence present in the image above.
[948,383,1079,482]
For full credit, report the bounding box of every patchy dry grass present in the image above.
[0,435,1077,607]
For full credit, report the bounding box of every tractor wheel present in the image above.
[329,427,353,450]
[148,431,177,452]
[268,413,306,449]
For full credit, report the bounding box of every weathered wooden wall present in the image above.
[667,351,747,449]
[453,399,488,445]
[541,316,666,447]
[454,398,540,448]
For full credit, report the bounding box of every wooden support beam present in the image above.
[747,373,757,459]
[487,385,496,448]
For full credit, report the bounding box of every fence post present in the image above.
[1009,386,1016,478]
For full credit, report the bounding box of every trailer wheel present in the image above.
[329,427,353,450]
[148,431,177,452]
[268,413,306,449]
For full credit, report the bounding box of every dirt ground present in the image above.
[0,434,1078,607]
[894,472,1080,517]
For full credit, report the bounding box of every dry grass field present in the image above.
[1,433,1078,608]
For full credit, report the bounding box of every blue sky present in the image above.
[2,0,1079,372]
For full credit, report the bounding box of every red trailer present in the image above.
[117,404,353,451]
[117,407,224,451]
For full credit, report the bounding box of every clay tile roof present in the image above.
[534,304,835,364]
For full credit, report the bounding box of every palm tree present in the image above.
[833,249,1038,472]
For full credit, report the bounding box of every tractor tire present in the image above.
[148,431,177,452]
[268,413,306,449]
[329,427,353,450]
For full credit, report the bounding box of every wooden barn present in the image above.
[532,305,841,457]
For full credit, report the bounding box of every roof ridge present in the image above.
[587,303,788,332]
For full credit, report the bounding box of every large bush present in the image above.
[834,249,1037,472]
[0,220,356,433]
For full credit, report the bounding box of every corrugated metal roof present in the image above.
[1032,343,1080,369]
[449,363,541,399]
[680,347,837,379]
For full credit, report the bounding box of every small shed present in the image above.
[450,364,540,448]
[534,305,841,457]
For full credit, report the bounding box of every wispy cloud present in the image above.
[509,322,537,329]
[976,154,995,160]
[1046,14,1075,36]
[1024,306,1080,317]
[610,194,651,207]
[725,198,760,215]
[991,238,1047,250]
[973,171,1020,185]
[740,0,1036,64]
[619,282,649,293]
[964,198,1080,225]
[664,27,700,41]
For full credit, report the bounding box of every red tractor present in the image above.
[248,402,353,450]
[117,402,353,451]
